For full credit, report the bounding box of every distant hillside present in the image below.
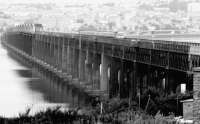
[0,0,197,34]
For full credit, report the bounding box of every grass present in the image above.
[0,106,94,124]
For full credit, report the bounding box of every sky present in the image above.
[0,0,138,5]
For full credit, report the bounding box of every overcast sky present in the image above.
[0,0,138,5]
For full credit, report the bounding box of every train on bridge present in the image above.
[2,23,200,100]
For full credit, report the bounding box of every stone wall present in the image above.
[193,67,200,123]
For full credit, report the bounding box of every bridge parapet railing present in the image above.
[80,34,97,42]
[68,38,75,48]
[63,37,69,48]
[154,42,190,53]
[136,48,151,64]
[88,41,94,52]
[190,46,200,69]
[95,42,103,54]
[169,52,189,71]
[21,31,198,56]
[151,50,168,67]
[189,45,200,56]
[113,44,124,58]
[103,43,113,56]
[137,39,191,53]
[124,46,136,61]
[74,38,79,49]
[81,40,88,51]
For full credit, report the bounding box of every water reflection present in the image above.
[0,45,90,117]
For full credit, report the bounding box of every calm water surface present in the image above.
[0,44,88,117]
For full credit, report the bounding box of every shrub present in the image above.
[135,87,192,116]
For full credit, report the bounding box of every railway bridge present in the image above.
[2,24,200,100]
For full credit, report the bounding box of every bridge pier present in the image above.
[43,37,47,63]
[85,51,93,88]
[40,36,44,61]
[57,37,63,71]
[73,49,79,78]
[66,41,71,74]
[71,47,76,77]
[46,36,51,65]
[49,36,54,66]
[109,57,123,97]
[92,53,101,90]
[52,37,56,67]
[100,53,110,94]
[121,60,135,98]
[61,38,68,73]
[55,37,60,70]
[132,62,137,98]
[79,50,86,82]
[100,53,112,98]
[68,47,74,75]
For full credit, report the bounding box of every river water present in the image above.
[0,44,89,117]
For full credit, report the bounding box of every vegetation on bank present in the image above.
[0,87,192,124]
[0,105,177,124]
[135,87,192,115]
[0,106,95,124]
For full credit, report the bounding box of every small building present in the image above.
[181,99,193,120]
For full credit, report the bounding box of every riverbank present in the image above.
[0,106,192,124]
[0,96,193,124]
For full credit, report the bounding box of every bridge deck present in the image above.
[130,34,200,45]
[4,30,200,73]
